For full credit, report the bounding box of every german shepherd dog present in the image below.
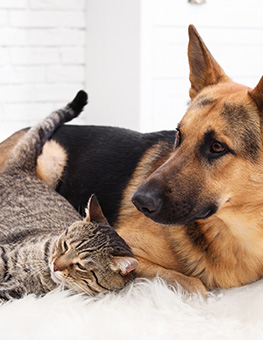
[2,25,263,294]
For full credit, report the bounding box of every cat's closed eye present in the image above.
[75,263,86,270]
[63,241,69,252]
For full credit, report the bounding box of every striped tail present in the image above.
[6,90,88,173]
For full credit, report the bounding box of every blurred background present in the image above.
[0,0,263,141]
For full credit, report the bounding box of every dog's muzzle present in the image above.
[132,184,218,226]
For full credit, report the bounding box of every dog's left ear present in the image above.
[188,25,231,100]
[248,76,263,112]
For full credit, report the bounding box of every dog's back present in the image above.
[0,125,175,224]
[52,125,175,224]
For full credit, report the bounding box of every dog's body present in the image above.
[1,25,263,293]
[0,126,175,225]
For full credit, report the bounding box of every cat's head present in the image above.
[49,195,138,295]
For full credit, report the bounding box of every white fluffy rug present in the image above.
[0,278,262,340]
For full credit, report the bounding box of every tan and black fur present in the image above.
[2,25,263,294]
[132,25,263,292]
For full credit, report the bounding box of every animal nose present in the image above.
[53,262,60,272]
[132,188,162,216]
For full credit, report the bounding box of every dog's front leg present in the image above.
[135,258,207,295]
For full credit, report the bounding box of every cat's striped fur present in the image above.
[0,91,137,302]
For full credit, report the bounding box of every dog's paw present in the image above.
[160,269,208,296]
[179,275,208,296]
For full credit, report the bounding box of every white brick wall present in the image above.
[0,0,86,141]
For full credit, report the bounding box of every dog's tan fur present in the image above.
[115,143,207,293]
[2,25,263,294]
[127,25,263,293]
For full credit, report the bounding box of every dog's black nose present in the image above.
[132,189,162,217]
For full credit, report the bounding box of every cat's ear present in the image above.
[111,256,139,276]
[85,194,108,224]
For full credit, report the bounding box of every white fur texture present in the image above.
[0,278,262,340]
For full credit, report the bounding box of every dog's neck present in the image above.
[180,212,263,289]
[214,208,263,256]
[212,161,263,254]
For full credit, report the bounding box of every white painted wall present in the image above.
[139,0,263,132]
[84,0,263,133]
[85,0,140,130]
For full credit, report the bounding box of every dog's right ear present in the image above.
[188,25,231,100]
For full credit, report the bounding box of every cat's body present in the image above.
[0,91,137,302]
[0,173,80,300]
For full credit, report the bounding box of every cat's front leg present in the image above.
[0,283,25,303]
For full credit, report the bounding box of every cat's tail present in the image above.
[6,90,88,173]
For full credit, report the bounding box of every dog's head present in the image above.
[133,25,263,226]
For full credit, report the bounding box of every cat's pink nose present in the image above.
[53,262,60,272]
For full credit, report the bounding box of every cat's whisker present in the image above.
[15,260,46,270]
[16,259,45,265]
[74,281,91,295]
[13,260,49,277]
[72,281,94,297]
[31,267,47,277]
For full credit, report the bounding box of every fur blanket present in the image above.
[0,278,262,340]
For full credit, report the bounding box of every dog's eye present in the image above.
[210,141,226,153]
[175,128,181,148]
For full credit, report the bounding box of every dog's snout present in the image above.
[132,189,162,216]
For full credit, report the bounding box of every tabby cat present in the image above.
[0,91,138,302]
